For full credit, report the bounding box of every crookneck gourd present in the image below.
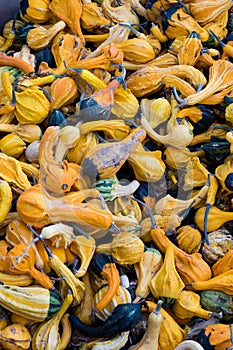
[17,183,114,230]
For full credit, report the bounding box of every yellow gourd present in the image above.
[134,248,162,301]
[129,300,163,350]
[150,245,185,306]
[195,206,233,232]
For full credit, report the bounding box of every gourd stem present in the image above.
[172,87,188,107]
[203,204,211,245]
[131,197,157,228]
[209,30,225,47]
[181,199,196,220]
[110,63,127,89]
[64,61,82,75]
[39,87,53,102]
[177,0,190,14]
[227,324,233,350]
[27,224,53,259]
[197,83,203,93]
[109,222,121,233]
[119,22,141,36]
[154,299,162,314]
[10,79,18,107]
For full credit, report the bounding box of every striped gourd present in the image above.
[0,284,62,322]
[94,285,131,321]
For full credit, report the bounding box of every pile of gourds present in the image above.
[0,0,233,349]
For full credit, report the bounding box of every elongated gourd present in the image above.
[32,291,73,350]
[187,269,233,295]
[129,300,163,350]
[134,248,162,301]
[172,290,217,321]
[70,303,142,338]
[0,284,62,322]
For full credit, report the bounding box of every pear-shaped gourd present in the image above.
[128,143,166,182]
[188,269,233,295]
[134,248,162,301]
[150,245,185,306]
[81,127,146,184]
[150,226,212,284]
[195,206,233,232]
[140,97,171,129]
[96,231,145,264]
[0,323,31,350]
[172,290,216,322]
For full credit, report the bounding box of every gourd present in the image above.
[17,183,113,229]
[0,180,12,224]
[93,285,131,321]
[90,253,120,312]
[28,226,85,306]
[80,127,146,184]
[143,301,186,349]
[140,97,171,129]
[134,248,162,301]
[0,284,62,322]
[212,249,233,276]
[70,303,142,338]
[49,0,84,43]
[49,76,78,110]
[196,323,233,350]
[114,38,155,63]
[187,269,233,295]
[20,0,53,23]
[74,272,93,325]
[177,31,202,66]
[200,290,233,321]
[0,124,42,143]
[150,245,185,306]
[195,206,233,232]
[5,242,53,289]
[175,225,202,254]
[129,300,163,350]
[174,340,205,350]
[32,291,73,350]
[202,230,233,264]
[215,155,233,193]
[0,133,26,158]
[79,331,129,350]
[171,290,218,322]
[128,143,166,182]
[81,1,110,31]
[150,225,212,284]
[96,231,145,265]
[26,21,66,50]
[0,323,31,350]
[70,235,95,277]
